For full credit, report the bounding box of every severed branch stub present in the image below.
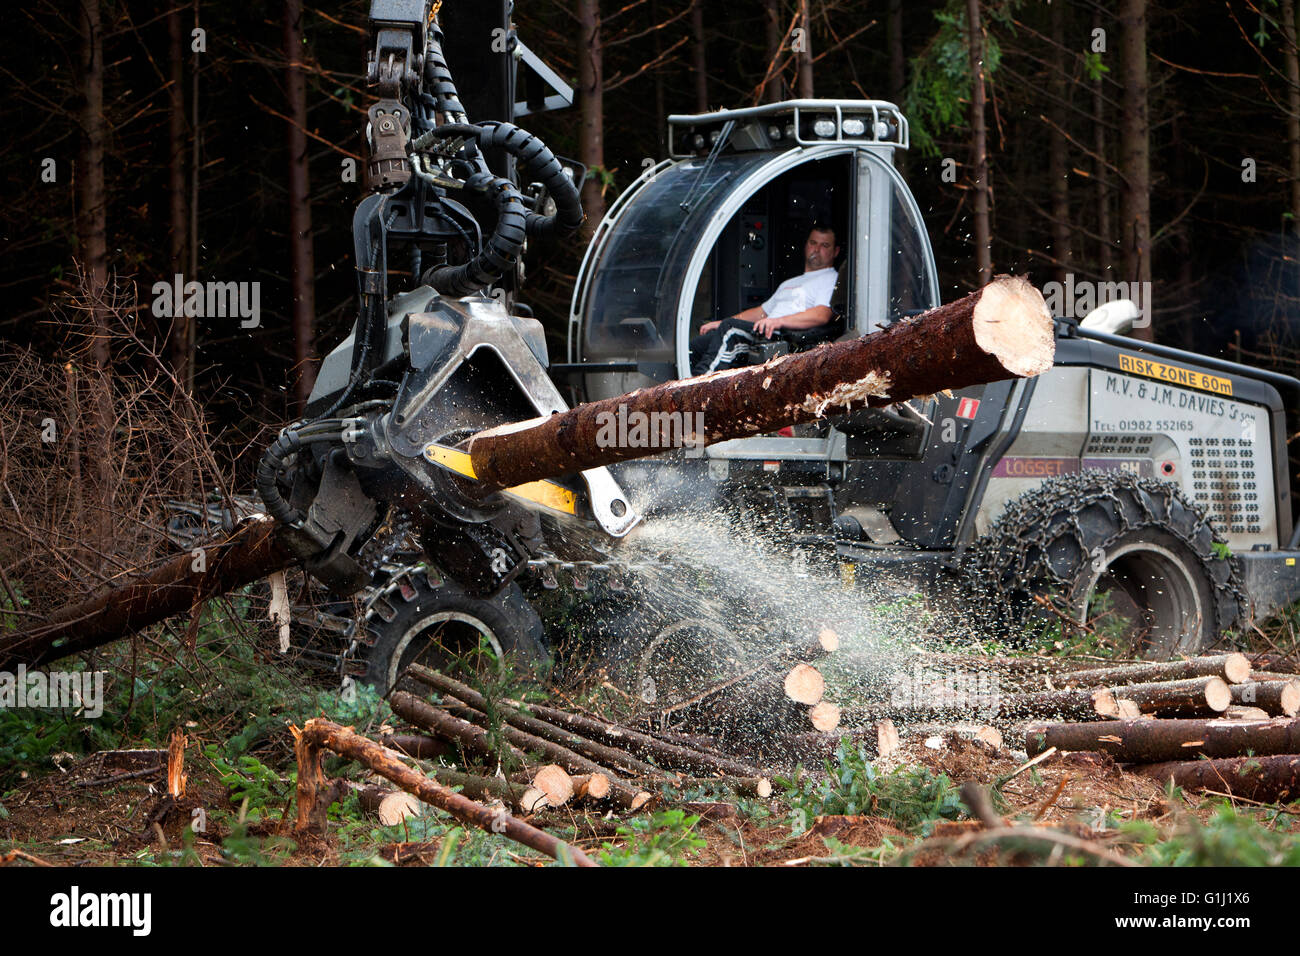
[466,275,1055,489]
[292,719,595,866]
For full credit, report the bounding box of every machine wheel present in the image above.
[360,565,549,693]
[961,471,1247,657]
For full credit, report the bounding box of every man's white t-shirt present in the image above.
[760,267,838,320]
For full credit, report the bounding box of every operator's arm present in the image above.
[752,305,833,338]
[700,305,766,334]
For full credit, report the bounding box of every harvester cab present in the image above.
[565,98,1300,658]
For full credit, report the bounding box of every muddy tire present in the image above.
[961,471,1247,656]
[360,565,548,693]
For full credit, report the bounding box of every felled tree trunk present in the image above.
[1051,654,1251,689]
[1109,677,1233,718]
[467,276,1055,488]
[0,516,293,671]
[1135,754,1300,802]
[1024,717,1300,763]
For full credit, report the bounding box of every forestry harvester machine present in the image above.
[186,2,1300,700]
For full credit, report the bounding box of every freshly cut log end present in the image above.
[629,791,654,812]
[971,274,1055,378]
[572,773,611,801]
[784,663,825,706]
[1205,677,1232,713]
[532,765,574,807]
[755,778,773,799]
[1115,698,1143,719]
[1093,689,1119,718]
[1224,705,1271,721]
[519,787,549,814]
[876,719,900,759]
[808,701,841,732]
[817,628,840,653]
[361,787,422,827]
[974,726,1004,750]
[1223,653,1253,685]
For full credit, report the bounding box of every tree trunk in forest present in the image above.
[691,0,708,112]
[887,0,906,176]
[797,0,814,98]
[1282,0,1300,230]
[467,275,1055,488]
[1048,0,1071,283]
[1118,0,1152,340]
[966,0,992,284]
[167,8,190,386]
[763,0,784,103]
[78,0,109,369]
[189,0,201,394]
[1093,9,1114,279]
[577,0,604,238]
[284,0,317,411]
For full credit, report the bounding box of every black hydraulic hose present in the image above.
[256,420,347,526]
[423,171,528,296]
[415,123,584,238]
[424,23,467,120]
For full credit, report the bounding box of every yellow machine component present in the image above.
[423,444,577,515]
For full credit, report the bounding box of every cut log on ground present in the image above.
[512,701,766,778]
[635,774,774,799]
[784,664,825,706]
[292,719,594,865]
[389,691,526,767]
[1025,717,1300,763]
[1231,680,1300,718]
[530,765,574,807]
[378,734,452,760]
[572,773,611,801]
[808,701,841,732]
[355,784,422,826]
[0,516,293,671]
[466,275,1055,488]
[1134,754,1300,803]
[1106,676,1232,717]
[1051,654,1251,689]
[1224,705,1272,721]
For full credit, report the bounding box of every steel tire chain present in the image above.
[959,470,1248,636]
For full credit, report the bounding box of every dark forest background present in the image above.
[4,0,1300,473]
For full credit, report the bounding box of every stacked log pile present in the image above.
[1012,652,1300,802]
[291,665,781,863]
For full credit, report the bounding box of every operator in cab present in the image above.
[688,224,841,375]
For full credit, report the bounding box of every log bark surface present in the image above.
[467,276,1054,488]
[1230,680,1300,718]
[517,701,765,778]
[1135,754,1300,803]
[390,691,527,766]
[1024,717,1300,763]
[294,719,595,865]
[406,666,663,777]
[1053,654,1251,688]
[1109,676,1232,717]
